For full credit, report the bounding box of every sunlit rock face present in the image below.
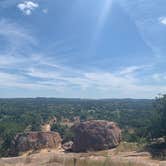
[71,120,121,152]
[10,132,62,156]
[41,116,57,132]
[41,124,51,132]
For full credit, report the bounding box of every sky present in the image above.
[0,0,166,98]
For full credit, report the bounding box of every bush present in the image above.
[51,123,74,143]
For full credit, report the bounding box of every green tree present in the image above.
[0,122,25,156]
[151,94,166,140]
[51,123,74,143]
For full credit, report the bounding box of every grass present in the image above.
[47,142,147,166]
[49,157,147,166]
[1,142,161,166]
[114,142,145,154]
[48,155,63,164]
[24,156,32,164]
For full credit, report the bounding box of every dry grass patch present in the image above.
[114,142,144,154]
[64,157,148,166]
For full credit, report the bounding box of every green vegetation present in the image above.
[51,123,74,142]
[0,97,165,157]
[149,95,166,139]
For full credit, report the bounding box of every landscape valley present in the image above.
[0,98,165,166]
[1,0,166,165]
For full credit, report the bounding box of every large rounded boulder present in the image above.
[10,132,62,156]
[71,120,121,152]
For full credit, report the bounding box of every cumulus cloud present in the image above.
[159,17,166,25]
[17,1,39,15]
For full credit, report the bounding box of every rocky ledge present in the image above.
[10,131,62,156]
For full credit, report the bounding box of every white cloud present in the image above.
[17,1,39,15]
[19,64,166,98]
[119,66,145,75]
[159,17,166,25]
[0,18,166,98]
[0,19,37,47]
[42,9,48,14]
[152,73,166,82]
[0,71,57,90]
[1,51,166,98]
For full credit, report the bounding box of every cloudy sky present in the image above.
[0,0,166,98]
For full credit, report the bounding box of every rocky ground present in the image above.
[0,148,166,166]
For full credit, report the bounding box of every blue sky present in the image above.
[0,0,166,98]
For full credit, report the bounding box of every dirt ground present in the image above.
[0,148,166,166]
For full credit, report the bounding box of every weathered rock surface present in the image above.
[10,132,62,156]
[62,141,73,151]
[71,120,121,152]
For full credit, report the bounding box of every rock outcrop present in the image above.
[71,120,121,152]
[10,132,62,156]
[41,116,57,132]
[41,124,51,132]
